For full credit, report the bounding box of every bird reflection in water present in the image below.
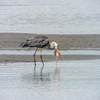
[40,66,44,77]
[55,68,60,84]
[33,67,50,82]
[33,65,60,84]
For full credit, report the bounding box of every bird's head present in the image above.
[50,42,60,59]
[50,41,59,49]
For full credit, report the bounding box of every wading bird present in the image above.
[20,36,60,70]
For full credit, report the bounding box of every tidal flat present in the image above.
[0,60,100,100]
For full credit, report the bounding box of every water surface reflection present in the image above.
[1,50,100,55]
[22,65,60,85]
[0,60,100,100]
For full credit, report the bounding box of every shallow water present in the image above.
[0,60,100,100]
[0,0,100,34]
[1,50,100,55]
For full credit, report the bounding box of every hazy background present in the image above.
[0,0,100,34]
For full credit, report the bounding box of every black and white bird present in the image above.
[20,36,60,70]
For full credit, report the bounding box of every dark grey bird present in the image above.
[20,36,60,70]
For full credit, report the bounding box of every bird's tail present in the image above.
[19,38,31,48]
[19,42,25,47]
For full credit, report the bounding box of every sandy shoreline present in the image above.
[0,33,100,62]
[0,55,100,63]
[1,33,100,50]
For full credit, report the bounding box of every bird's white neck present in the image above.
[48,41,58,50]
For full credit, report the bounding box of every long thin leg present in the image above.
[40,48,44,67]
[33,48,38,70]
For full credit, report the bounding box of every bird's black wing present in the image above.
[29,36,49,48]
[19,38,32,47]
[20,36,49,48]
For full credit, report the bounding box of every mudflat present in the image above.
[1,33,100,50]
[0,33,100,62]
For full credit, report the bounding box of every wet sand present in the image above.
[0,55,100,63]
[0,33,100,62]
[0,33,100,50]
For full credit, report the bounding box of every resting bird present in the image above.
[20,36,60,69]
